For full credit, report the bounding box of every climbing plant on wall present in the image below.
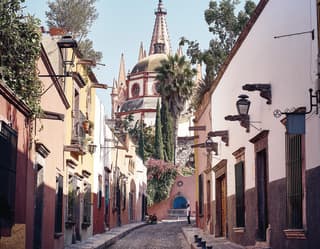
[146,158,177,206]
[0,0,42,115]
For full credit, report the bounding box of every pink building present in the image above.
[0,80,33,249]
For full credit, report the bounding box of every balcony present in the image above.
[64,110,86,154]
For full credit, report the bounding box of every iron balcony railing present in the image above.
[71,110,86,147]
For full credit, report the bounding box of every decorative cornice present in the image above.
[35,142,51,158]
[232,147,245,158]
[249,130,269,144]
[82,170,91,178]
[212,159,227,173]
[66,159,78,169]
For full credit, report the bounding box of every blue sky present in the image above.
[24,0,251,116]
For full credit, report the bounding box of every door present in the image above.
[216,175,227,237]
[33,165,44,249]
[256,149,268,241]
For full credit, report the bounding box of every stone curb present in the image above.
[65,222,148,249]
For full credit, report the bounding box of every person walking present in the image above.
[186,203,191,224]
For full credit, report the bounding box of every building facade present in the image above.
[194,1,320,249]
[0,80,32,249]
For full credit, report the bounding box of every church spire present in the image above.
[149,0,171,55]
[138,42,145,61]
[118,53,126,89]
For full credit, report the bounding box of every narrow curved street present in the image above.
[108,220,190,249]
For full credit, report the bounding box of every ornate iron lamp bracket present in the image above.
[242,84,272,104]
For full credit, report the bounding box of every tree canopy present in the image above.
[45,0,102,62]
[180,0,256,108]
[0,0,42,115]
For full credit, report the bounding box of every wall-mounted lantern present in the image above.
[39,34,78,78]
[205,137,218,155]
[225,94,251,132]
[87,143,97,154]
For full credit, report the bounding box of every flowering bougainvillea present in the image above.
[146,158,177,206]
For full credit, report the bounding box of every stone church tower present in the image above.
[111,0,172,126]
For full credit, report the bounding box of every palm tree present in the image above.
[155,54,197,164]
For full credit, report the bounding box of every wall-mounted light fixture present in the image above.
[242,84,272,104]
[225,94,251,132]
[39,34,78,78]
[87,143,97,154]
[205,137,218,155]
[207,130,229,146]
[191,137,218,155]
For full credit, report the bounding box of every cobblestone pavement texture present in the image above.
[108,220,190,249]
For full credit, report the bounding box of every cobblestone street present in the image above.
[108,220,190,249]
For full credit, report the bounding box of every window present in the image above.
[122,180,126,210]
[0,122,17,232]
[131,83,140,98]
[55,175,63,233]
[67,175,77,222]
[286,134,303,229]
[235,161,245,227]
[207,180,211,219]
[83,182,91,225]
[198,174,204,216]
[98,175,102,209]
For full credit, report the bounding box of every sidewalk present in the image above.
[64,222,147,249]
[182,225,245,249]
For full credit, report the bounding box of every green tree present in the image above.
[0,0,42,115]
[138,120,145,162]
[180,0,256,108]
[128,120,154,159]
[155,54,197,163]
[45,0,102,62]
[153,99,164,160]
[161,98,174,162]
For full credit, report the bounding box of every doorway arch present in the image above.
[173,196,188,209]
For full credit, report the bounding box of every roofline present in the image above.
[40,43,70,109]
[0,81,32,117]
[194,0,269,122]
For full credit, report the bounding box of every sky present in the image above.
[24,0,250,116]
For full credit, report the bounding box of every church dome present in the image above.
[131,53,168,74]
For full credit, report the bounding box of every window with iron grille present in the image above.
[55,175,63,233]
[0,122,17,232]
[122,181,126,210]
[98,175,102,209]
[83,183,91,224]
[67,175,77,222]
[207,180,211,219]
[235,161,245,227]
[286,134,303,229]
[198,174,204,216]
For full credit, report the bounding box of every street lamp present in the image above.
[236,94,250,116]
[39,34,78,78]
[225,94,251,132]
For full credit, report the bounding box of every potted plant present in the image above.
[88,120,94,135]
[82,120,90,132]
[83,120,94,134]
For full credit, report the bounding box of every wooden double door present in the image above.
[216,174,227,237]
